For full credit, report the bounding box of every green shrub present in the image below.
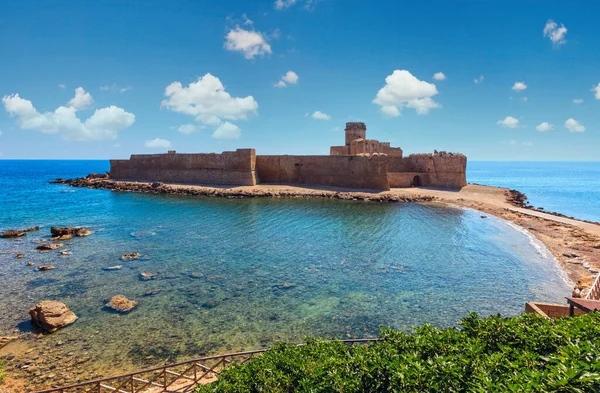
[196,313,600,393]
[0,361,6,384]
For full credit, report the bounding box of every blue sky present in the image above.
[0,0,598,160]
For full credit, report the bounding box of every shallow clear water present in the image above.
[0,160,571,370]
[468,161,600,223]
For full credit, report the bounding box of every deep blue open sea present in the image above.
[0,160,585,373]
[469,161,600,223]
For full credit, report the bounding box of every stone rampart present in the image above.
[388,153,467,188]
[256,155,390,190]
[330,146,349,156]
[110,149,258,186]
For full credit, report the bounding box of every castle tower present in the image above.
[345,122,366,146]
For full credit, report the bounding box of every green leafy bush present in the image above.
[196,313,600,393]
[0,361,6,384]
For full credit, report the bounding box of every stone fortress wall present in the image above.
[109,122,466,191]
[110,149,258,186]
[255,154,389,190]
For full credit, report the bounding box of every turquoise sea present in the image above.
[0,160,583,374]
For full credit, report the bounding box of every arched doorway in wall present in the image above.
[412,175,422,187]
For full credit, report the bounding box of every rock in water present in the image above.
[16,253,26,259]
[29,300,78,333]
[75,228,93,237]
[37,265,55,271]
[36,243,63,251]
[140,272,158,281]
[51,233,73,241]
[50,227,92,237]
[121,253,141,260]
[102,265,122,271]
[0,226,40,238]
[0,230,26,238]
[105,295,138,313]
[0,336,18,349]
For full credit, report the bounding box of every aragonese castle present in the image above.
[110,122,467,191]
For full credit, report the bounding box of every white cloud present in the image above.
[275,0,297,9]
[2,90,135,141]
[274,0,317,10]
[433,72,446,81]
[474,75,484,84]
[565,118,584,133]
[543,20,568,47]
[380,105,401,118]
[178,124,198,135]
[161,73,258,127]
[573,98,584,104]
[144,138,172,149]
[311,111,331,120]
[58,84,66,89]
[373,70,440,116]
[101,84,132,93]
[242,13,253,26]
[592,83,600,100]
[523,141,533,146]
[521,97,528,102]
[68,87,93,110]
[497,116,520,128]
[512,82,527,91]
[0,130,2,137]
[224,27,272,60]
[212,122,241,139]
[536,122,553,132]
[274,70,299,88]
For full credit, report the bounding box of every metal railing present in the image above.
[33,338,382,393]
[586,272,600,300]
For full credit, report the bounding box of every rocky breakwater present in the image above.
[51,175,437,203]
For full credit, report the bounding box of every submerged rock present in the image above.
[272,282,296,290]
[102,265,122,271]
[189,272,204,279]
[105,295,138,313]
[60,250,73,255]
[29,300,78,333]
[202,300,218,309]
[26,262,34,266]
[37,265,55,271]
[121,253,141,260]
[140,272,158,281]
[36,243,63,251]
[16,253,26,259]
[0,335,18,349]
[144,289,161,297]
